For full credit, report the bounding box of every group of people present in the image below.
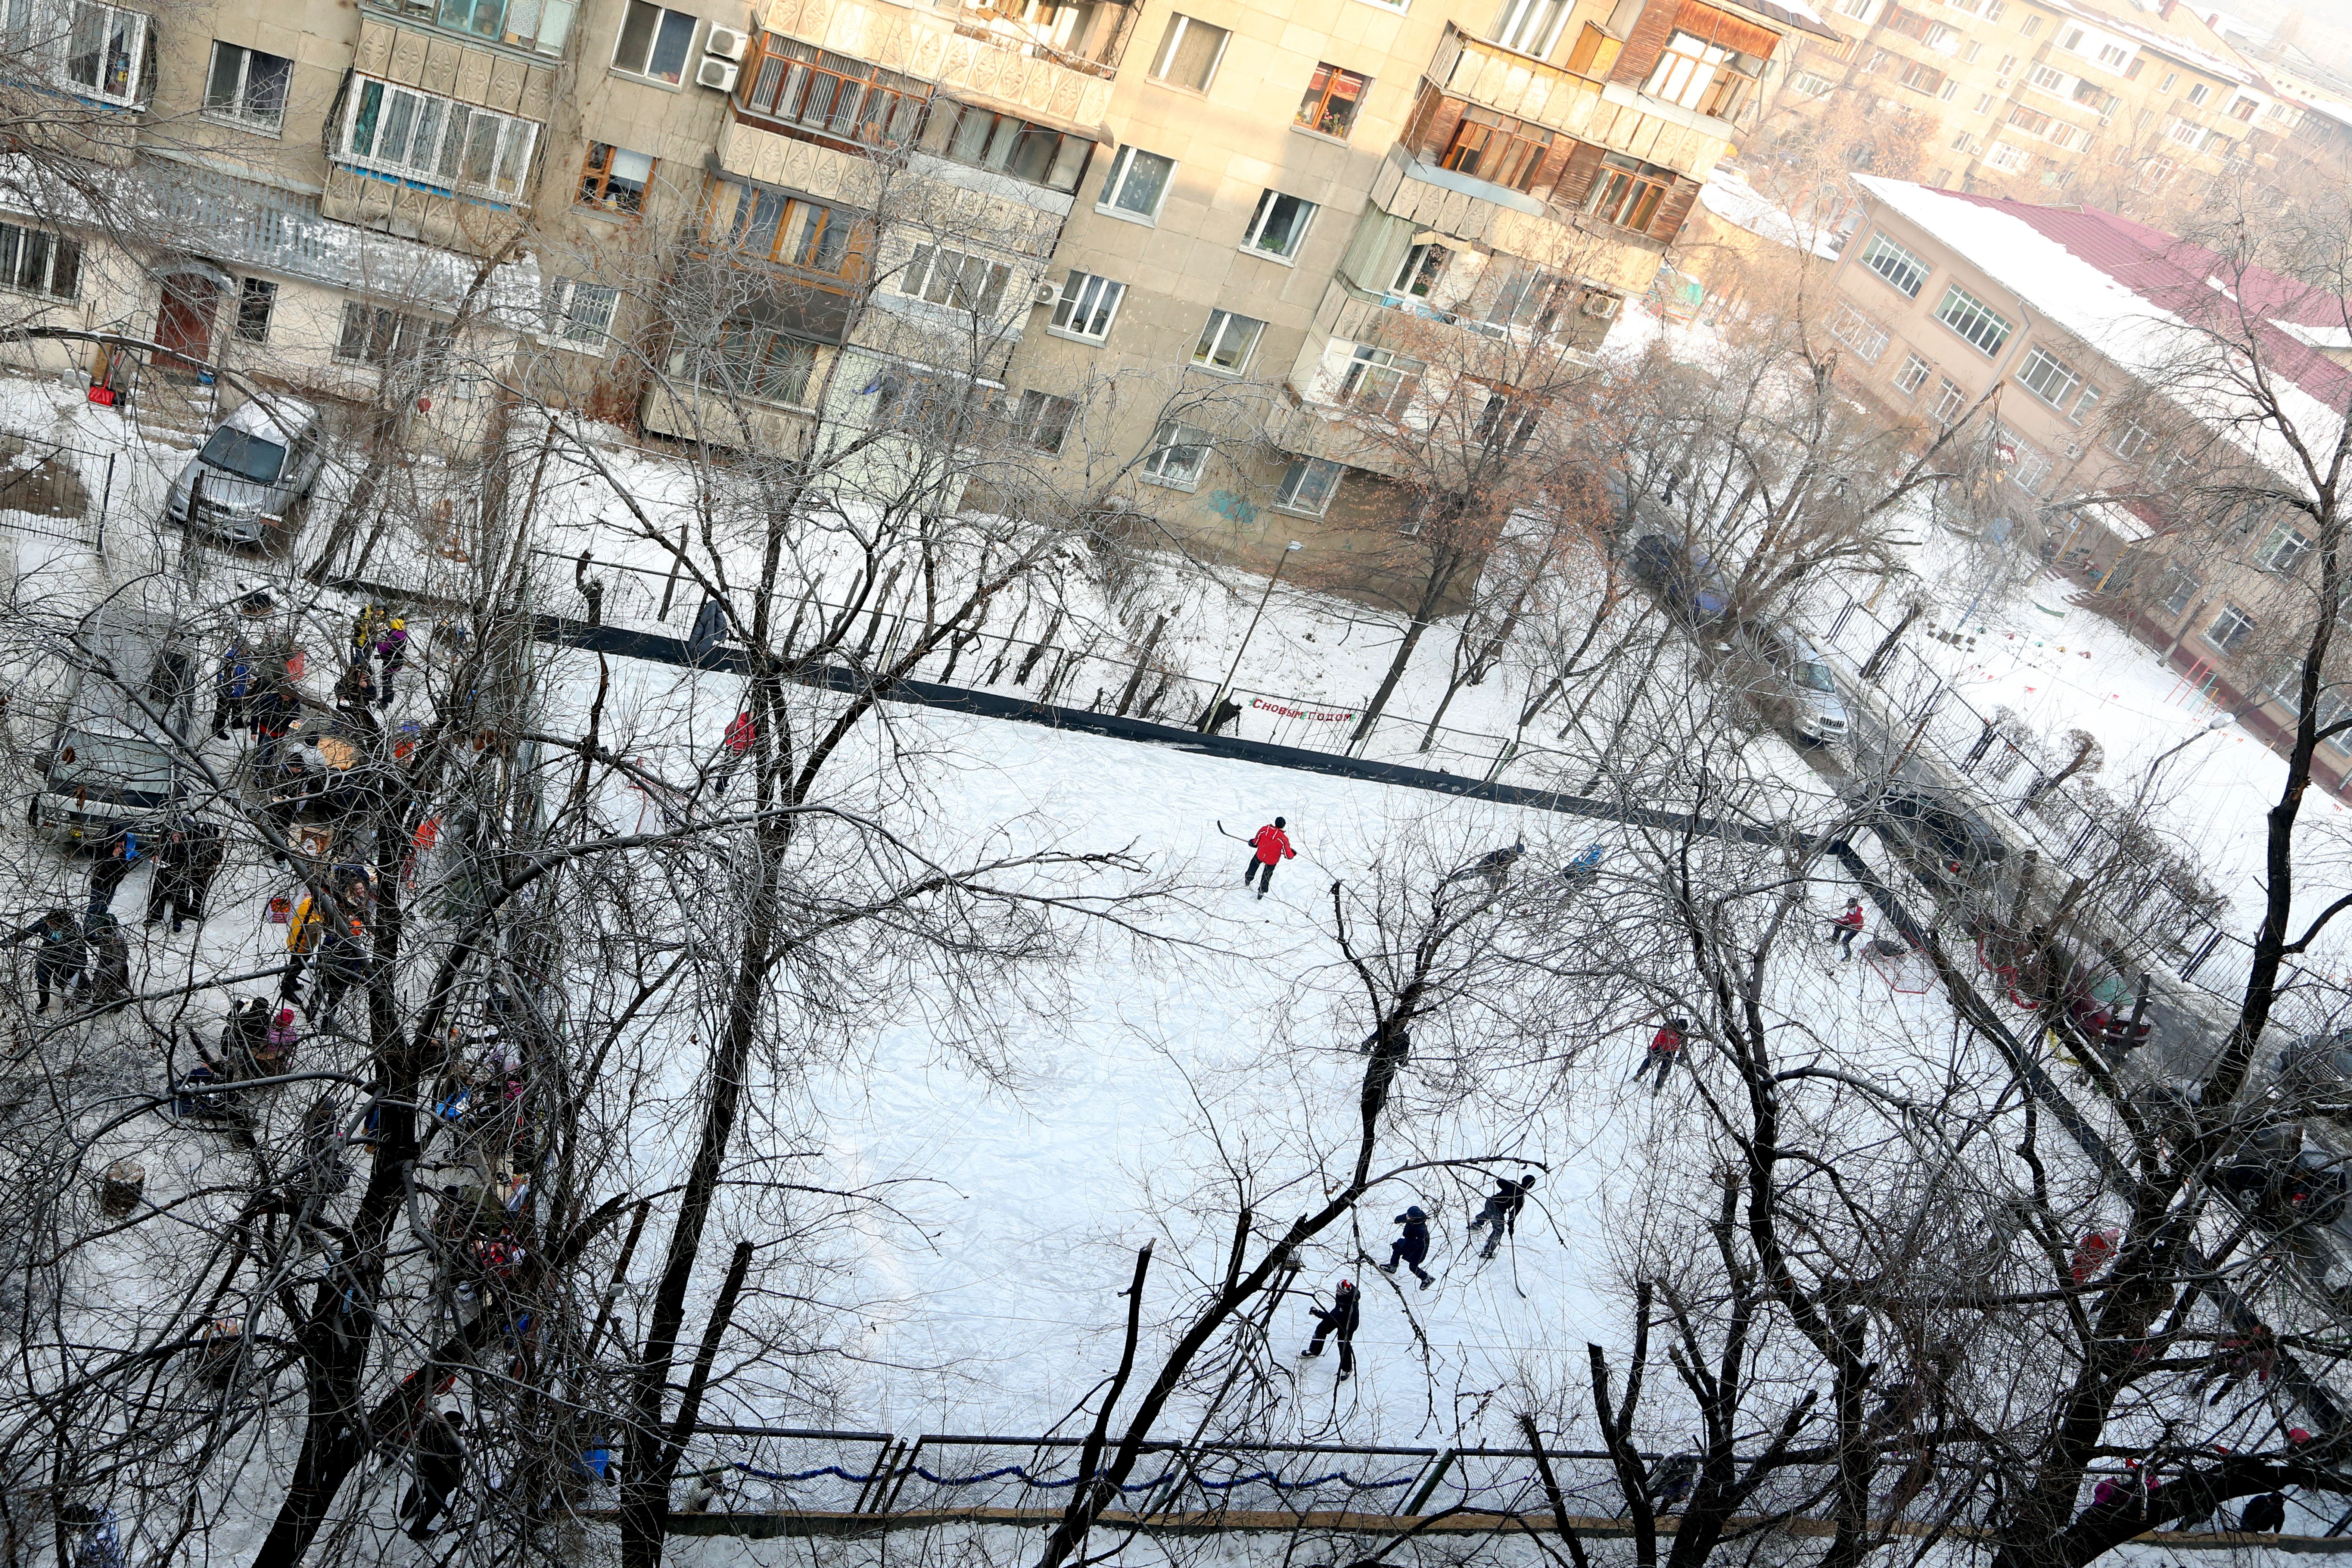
[1238,815,1608,905]
[284,869,377,1031]
[1303,1174,1541,1380]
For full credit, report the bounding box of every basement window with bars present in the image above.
[544,278,619,350]
[335,302,451,368]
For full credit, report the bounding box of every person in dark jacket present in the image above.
[400,1408,467,1540]
[85,834,139,920]
[1467,1175,1535,1259]
[1245,818,1295,898]
[2240,1492,2287,1534]
[15,908,85,1013]
[81,915,129,1005]
[1646,1449,1700,1512]
[145,819,201,931]
[1380,1206,1434,1287]
[213,644,253,738]
[1301,1279,1362,1380]
[1443,839,1525,892]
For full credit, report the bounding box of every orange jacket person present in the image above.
[1245,817,1295,900]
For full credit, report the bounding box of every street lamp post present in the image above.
[1200,540,1301,734]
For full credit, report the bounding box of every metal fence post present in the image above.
[1404,1449,1457,1515]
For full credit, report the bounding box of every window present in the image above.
[1489,0,1571,55]
[335,302,449,368]
[1895,352,1933,394]
[1296,62,1370,137]
[1865,48,1890,72]
[0,223,80,300]
[1974,93,1994,113]
[2204,604,2256,654]
[1950,130,1979,153]
[2109,421,2153,459]
[1013,389,1075,454]
[2098,43,2127,68]
[1485,260,1565,331]
[2229,96,2258,122]
[737,38,928,150]
[1935,283,2013,355]
[1141,420,1209,488]
[340,79,541,202]
[2186,82,2211,106]
[1392,241,1450,297]
[62,1,148,106]
[1193,309,1264,374]
[1789,69,1835,96]
[920,102,1091,191]
[900,243,1011,315]
[1340,344,1422,416]
[1881,6,1954,47]
[1241,190,1316,260]
[2009,105,2051,135]
[705,179,865,281]
[2158,70,2176,91]
[2016,345,2080,408]
[2157,566,2200,616]
[1644,31,1757,117]
[234,278,276,342]
[2003,433,2051,493]
[2261,524,2314,574]
[1964,40,1983,61]
[1441,107,1555,191]
[578,143,654,213]
[2057,26,2083,49]
[1049,272,1124,340]
[1898,60,1945,95]
[2166,117,2201,147]
[2071,384,2101,425]
[545,279,619,348]
[1835,0,1871,19]
[1274,457,1344,516]
[1940,80,1958,100]
[1149,13,1228,91]
[709,324,821,407]
[2045,122,2077,149]
[1473,393,1540,452]
[1930,378,1966,421]
[2028,63,2069,92]
[1859,231,1931,296]
[1098,144,1175,219]
[612,1,696,82]
[203,42,289,132]
[2020,13,2042,34]
[1589,153,1674,231]
[1829,304,1890,362]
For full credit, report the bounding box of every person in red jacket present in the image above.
[1632,1017,1688,1092]
[710,710,755,794]
[1828,897,1866,959]
[1245,817,1295,898]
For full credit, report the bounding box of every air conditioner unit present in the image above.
[695,56,740,91]
[704,25,748,60]
[1033,281,1058,306]
[1581,292,1621,319]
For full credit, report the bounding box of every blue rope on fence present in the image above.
[728,1459,1418,1495]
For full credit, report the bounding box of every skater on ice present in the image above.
[1631,1018,1688,1092]
[1380,1206,1434,1287]
[1301,1278,1361,1380]
[1466,1174,1534,1260]
[1828,898,1865,959]
[1244,817,1295,898]
[1443,839,1524,893]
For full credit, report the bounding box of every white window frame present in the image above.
[1148,13,1229,91]
[1141,419,1209,489]
[1049,271,1125,342]
[338,77,541,204]
[900,242,1012,315]
[2261,523,2314,574]
[61,0,150,108]
[1894,352,1932,394]
[2109,421,2153,459]
[544,278,619,353]
[1858,230,1931,297]
[1014,388,1075,454]
[203,40,289,133]
[1274,457,1345,517]
[1192,308,1264,375]
[1488,0,1571,57]
[1097,144,1176,223]
[1239,189,1316,261]
[2204,604,2255,654]
[2071,384,2102,425]
[1829,303,1890,362]
[1929,378,1966,422]
[1934,282,2013,356]
[611,0,697,84]
[2016,345,2081,408]
[1338,343,1422,416]
[2186,82,2211,106]
[1645,31,1735,112]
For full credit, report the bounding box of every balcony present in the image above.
[753,0,1117,135]
[1426,23,1609,141]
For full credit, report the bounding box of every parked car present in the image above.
[1628,533,1732,623]
[164,394,324,546]
[29,603,196,840]
[1756,626,1848,745]
[1864,784,2009,888]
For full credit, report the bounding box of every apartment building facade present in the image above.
[1822,174,2352,794]
[1771,0,2278,201]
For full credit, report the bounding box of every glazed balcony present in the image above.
[753,0,1119,134]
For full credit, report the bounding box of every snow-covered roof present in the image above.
[2040,0,2265,87]
[1697,169,1844,260]
[1851,175,2350,498]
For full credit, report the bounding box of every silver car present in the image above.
[1765,627,1849,744]
[165,394,325,545]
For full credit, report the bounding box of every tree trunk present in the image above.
[1860,602,1923,682]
